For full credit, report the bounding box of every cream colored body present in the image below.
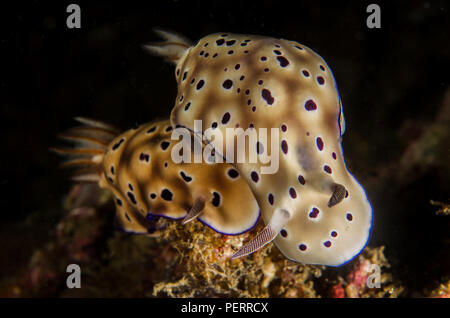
[165,33,372,266]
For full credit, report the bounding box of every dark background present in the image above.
[0,0,449,295]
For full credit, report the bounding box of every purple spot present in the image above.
[251,171,259,183]
[261,89,274,105]
[116,198,122,206]
[161,189,173,201]
[160,141,170,151]
[260,56,267,61]
[112,138,124,150]
[277,56,289,67]
[235,64,240,70]
[316,137,324,151]
[212,192,221,207]
[332,152,337,160]
[280,229,288,238]
[227,168,239,178]
[324,241,332,248]
[304,99,317,111]
[268,193,274,205]
[331,231,338,237]
[240,75,245,81]
[256,141,264,154]
[110,166,115,175]
[222,112,231,124]
[139,152,150,162]
[223,79,233,89]
[180,171,192,182]
[264,68,269,72]
[317,76,325,85]
[289,187,297,199]
[281,124,287,132]
[196,80,205,90]
[228,50,234,55]
[127,192,137,205]
[199,50,204,56]
[298,175,305,185]
[247,99,251,105]
[213,53,218,58]
[251,106,256,112]
[309,207,319,218]
[150,193,156,199]
[281,140,288,154]
[320,65,325,71]
[324,165,332,174]
[211,122,218,129]
[204,53,209,58]
[345,191,349,198]
[146,126,156,134]
[245,89,250,95]
[302,70,310,77]
[258,80,263,85]
[273,50,281,55]
[226,40,236,46]
[299,244,307,251]
[216,39,225,46]
[346,213,353,221]
[182,72,188,81]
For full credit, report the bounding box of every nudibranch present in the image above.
[146,31,373,266]
[53,117,260,235]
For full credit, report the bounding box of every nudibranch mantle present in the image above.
[147,31,373,266]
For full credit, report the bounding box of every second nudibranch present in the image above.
[147,31,373,266]
[55,118,260,236]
